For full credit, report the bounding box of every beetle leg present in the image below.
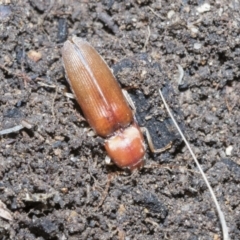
[141,127,172,153]
[64,92,75,99]
[122,89,137,114]
[122,89,172,154]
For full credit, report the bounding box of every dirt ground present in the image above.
[0,0,240,239]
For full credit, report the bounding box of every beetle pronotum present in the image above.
[62,36,170,171]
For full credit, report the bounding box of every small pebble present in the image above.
[194,42,202,50]
[226,146,233,156]
[196,3,211,13]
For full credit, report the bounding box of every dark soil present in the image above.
[0,0,240,239]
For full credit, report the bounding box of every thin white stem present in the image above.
[159,89,229,240]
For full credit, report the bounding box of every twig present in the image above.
[97,12,119,35]
[0,64,31,86]
[96,172,122,208]
[147,6,165,20]
[176,64,184,85]
[143,26,151,52]
[51,85,59,123]
[37,80,57,88]
[0,120,32,135]
[159,89,229,240]
[0,200,13,221]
